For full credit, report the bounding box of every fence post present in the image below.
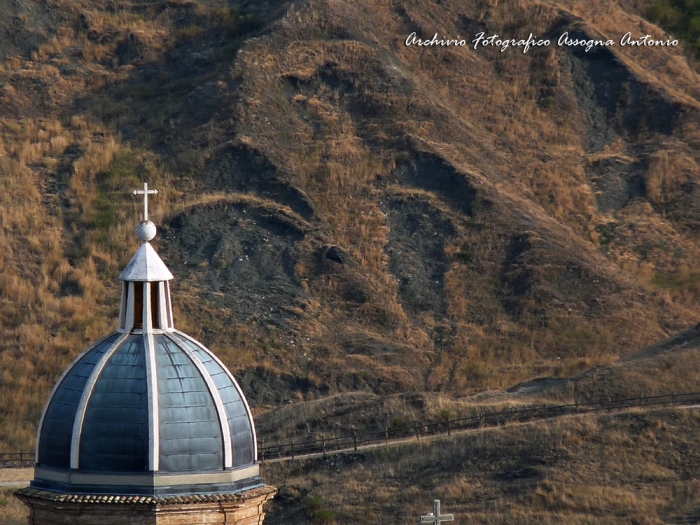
[415,423,419,441]
[322,438,326,458]
[608,397,612,412]
[353,431,357,451]
[261,439,264,463]
[290,440,295,460]
[447,418,451,437]
[575,400,579,412]
[479,411,484,428]
[543,404,547,417]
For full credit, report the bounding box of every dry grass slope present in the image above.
[0,0,699,459]
[262,408,700,524]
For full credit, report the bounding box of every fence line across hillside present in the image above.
[257,391,700,462]
[2,391,699,468]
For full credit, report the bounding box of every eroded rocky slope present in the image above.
[0,0,699,448]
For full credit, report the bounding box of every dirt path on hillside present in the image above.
[0,468,32,484]
[262,403,700,464]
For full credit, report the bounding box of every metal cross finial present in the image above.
[420,500,454,524]
[133,182,158,221]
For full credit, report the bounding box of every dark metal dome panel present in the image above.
[80,335,148,472]
[156,336,223,472]
[38,333,121,469]
[173,335,255,467]
[32,207,265,497]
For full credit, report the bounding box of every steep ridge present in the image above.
[0,0,699,450]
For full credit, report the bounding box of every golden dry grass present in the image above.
[0,487,29,525]
[262,408,700,524]
[0,0,698,457]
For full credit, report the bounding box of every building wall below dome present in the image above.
[17,486,277,525]
[30,465,263,497]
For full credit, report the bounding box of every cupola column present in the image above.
[118,279,174,332]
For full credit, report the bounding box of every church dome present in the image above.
[31,184,261,497]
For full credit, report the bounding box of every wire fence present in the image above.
[257,391,700,462]
[0,450,34,469]
[2,391,699,468]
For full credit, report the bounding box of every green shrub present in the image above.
[173,25,205,42]
[436,407,453,423]
[394,151,411,164]
[646,1,700,58]
[92,196,116,230]
[617,85,630,105]
[390,415,408,430]
[455,245,476,264]
[540,96,555,108]
[306,496,323,513]
[314,509,337,524]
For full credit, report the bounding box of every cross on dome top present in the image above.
[134,182,158,221]
[122,181,171,281]
[133,182,158,242]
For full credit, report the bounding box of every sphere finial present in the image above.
[136,220,157,241]
[132,182,158,242]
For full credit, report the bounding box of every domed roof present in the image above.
[31,184,262,497]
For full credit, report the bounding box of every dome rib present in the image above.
[35,332,121,468]
[155,336,223,472]
[79,335,149,473]
[170,334,233,469]
[169,332,255,467]
[70,332,131,469]
[172,330,258,464]
[144,331,159,471]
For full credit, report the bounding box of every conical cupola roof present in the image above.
[119,242,173,282]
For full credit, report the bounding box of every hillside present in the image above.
[251,321,700,448]
[261,407,700,524]
[5,403,700,524]
[1,0,700,454]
